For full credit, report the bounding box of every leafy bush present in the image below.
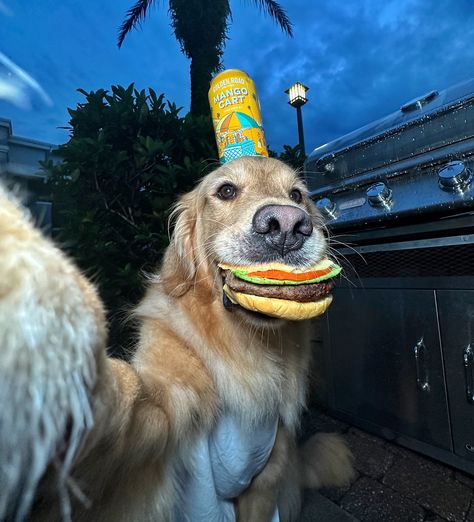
[43,85,217,355]
[270,144,306,171]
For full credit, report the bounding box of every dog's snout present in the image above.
[253,204,313,237]
[252,204,313,256]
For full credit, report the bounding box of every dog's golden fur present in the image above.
[0,157,354,521]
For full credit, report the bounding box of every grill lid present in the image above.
[305,78,474,193]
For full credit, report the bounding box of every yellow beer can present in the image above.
[208,69,268,163]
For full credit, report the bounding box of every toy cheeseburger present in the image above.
[209,69,268,163]
[219,259,341,320]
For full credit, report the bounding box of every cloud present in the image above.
[0,51,53,108]
[0,77,28,107]
[226,0,474,151]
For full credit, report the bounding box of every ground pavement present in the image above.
[299,409,474,522]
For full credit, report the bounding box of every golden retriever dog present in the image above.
[0,156,354,522]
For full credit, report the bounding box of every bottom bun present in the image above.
[223,285,333,321]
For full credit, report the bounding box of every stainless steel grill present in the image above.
[305,78,474,475]
[305,79,474,231]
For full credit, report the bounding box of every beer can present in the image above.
[208,69,268,163]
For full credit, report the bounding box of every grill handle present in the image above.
[414,339,430,392]
[401,90,438,112]
[463,344,474,404]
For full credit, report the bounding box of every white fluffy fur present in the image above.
[0,186,105,521]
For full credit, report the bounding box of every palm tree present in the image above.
[118,0,292,116]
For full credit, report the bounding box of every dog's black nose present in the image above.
[252,204,313,256]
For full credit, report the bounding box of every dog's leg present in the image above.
[236,430,355,522]
[236,426,296,522]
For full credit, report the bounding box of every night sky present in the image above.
[1,0,474,155]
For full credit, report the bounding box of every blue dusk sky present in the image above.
[1,0,474,154]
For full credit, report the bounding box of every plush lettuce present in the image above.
[232,263,342,286]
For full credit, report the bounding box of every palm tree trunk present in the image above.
[189,52,219,117]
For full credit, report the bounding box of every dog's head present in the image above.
[161,156,327,325]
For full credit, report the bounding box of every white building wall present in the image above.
[0,118,57,234]
[0,117,56,180]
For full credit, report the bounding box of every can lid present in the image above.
[211,69,249,80]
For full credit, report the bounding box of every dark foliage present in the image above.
[270,143,306,171]
[43,85,218,355]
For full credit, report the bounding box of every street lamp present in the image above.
[285,82,309,157]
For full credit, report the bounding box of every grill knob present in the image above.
[438,161,472,192]
[366,182,393,208]
[316,197,337,218]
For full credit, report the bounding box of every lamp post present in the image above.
[285,82,309,157]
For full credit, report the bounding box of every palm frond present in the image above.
[117,0,158,48]
[248,0,293,36]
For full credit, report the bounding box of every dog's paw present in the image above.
[299,432,356,489]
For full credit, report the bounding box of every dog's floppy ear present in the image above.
[160,189,199,297]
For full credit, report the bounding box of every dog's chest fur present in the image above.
[175,413,278,520]
[136,288,312,431]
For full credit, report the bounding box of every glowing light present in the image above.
[285,82,309,108]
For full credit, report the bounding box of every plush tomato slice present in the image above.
[247,267,332,281]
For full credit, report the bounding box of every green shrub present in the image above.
[270,144,306,171]
[43,84,217,355]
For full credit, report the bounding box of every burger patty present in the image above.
[223,271,334,302]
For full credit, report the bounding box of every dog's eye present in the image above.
[289,189,303,203]
[217,183,237,200]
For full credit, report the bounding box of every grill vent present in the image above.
[337,243,474,279]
